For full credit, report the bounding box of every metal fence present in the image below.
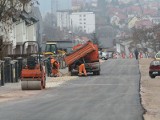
[0,55,67,87]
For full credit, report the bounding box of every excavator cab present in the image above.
[44,42,58,56]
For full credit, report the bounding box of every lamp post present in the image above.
[69,31,75,47]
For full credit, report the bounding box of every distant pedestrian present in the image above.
[134,48,139,60]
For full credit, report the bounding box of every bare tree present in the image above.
[0,0,38,24]
[131,24,160,53]
[0,0,38,59]
[42,13,64,40]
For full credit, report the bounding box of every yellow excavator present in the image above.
[43,41,66,57]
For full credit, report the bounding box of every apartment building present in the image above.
[57,10,71,31]
[70,12,95,33]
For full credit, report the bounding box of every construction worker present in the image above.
[50,56,60,77]
[73,59,87,76]
[46,58,52,77]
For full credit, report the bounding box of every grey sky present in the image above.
[38,0,51,15]
[38,0,92,16]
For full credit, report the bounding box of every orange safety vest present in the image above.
[50,58,56,64]
[50,58,59,69]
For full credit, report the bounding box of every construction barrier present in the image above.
[113,53,117,59]
[139,52,143,58]
[122,53,125,59]
[129,53,133,59]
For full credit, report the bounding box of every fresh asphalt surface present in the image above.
[0,59,144,120]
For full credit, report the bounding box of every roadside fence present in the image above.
[0,55,67,87]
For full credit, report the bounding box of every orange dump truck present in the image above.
[64,41,100,75]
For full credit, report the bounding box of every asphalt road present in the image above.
[0,59,144,120]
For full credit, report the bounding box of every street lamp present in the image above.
[68,31,75,47]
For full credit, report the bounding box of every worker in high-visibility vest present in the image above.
[50,56,60,77]
[73,59,87,76]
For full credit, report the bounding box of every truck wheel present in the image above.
[97,71,100,75]
[93,71,100,75]
[71,71,74,76]
[150,74,155,78]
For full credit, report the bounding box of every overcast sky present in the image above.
[38,0,51,15]
[37,0,92,16]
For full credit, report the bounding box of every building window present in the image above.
[79,18,82,21]
[84,18,86,21]
[79,15,82,17]
[80,22,82,24]
[84,26,86,28]
[83,15,86,17]
[84,22,86,24]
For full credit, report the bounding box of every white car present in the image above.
[155,51,160,60]
[99,52,108,60]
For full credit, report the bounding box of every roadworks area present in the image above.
[0,59,160,120]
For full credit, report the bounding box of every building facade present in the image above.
[57,11,71,31]
[0,2,39,58]
[70,12,95,33]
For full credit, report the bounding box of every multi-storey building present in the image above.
[57,11,95,34]
[57,10,71,31]
[70,12,95,33]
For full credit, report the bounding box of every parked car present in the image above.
[149,52,160,78]
[155,51,160,60]
[99,52,108,60]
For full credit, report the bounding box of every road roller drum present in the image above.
[21,80,42,90]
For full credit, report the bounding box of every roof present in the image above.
[143,9,157,16]
[127,6,142,13]
[135,19,153,29]
[115,13,127,20]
